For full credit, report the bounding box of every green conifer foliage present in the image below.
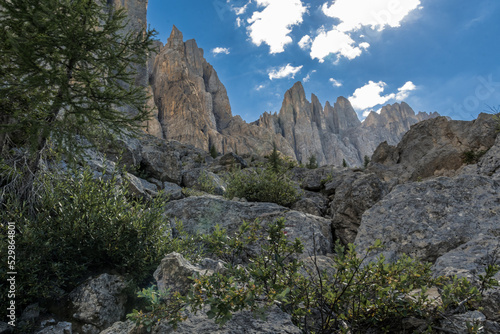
[0,0,156,169]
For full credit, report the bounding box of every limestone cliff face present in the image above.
[149,26,294,157]
[253,82,438,166]
[147,26,438,166]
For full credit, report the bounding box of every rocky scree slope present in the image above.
[17,113,500,334]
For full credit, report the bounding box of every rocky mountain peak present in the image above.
[166,25,184,49]
[146,26,440,167]
[282,81,308,109]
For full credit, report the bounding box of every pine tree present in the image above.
[306,155,318,169]
[364,155,371,168]
[0,0,156,176]
[342,159,348,168]
[210,144,218,159]
[268,142,281,173]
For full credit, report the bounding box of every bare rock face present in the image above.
[153,253,213,295]
[147,26,434,166]
[476,133,500,179]
[326,172,388,245]
[354,174,500,263]
[152,305,302,334]
[103,305,302,334]
[69,274,127,333]
[149,26,293,158]
[371,114,499,182]
[163,196,333,257]
[255,82,439,167]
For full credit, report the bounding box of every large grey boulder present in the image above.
[354,175,500,263]
[163,181,184,201]
[326,171,388,245]
[291,191,329,217]
[125,172,158,198]
[371,114,498,182]
[36,320,72,334]
[152,305,301,334]
[0,322,12,334]
[432,235,500,322]
[477,133,500,180]
[153,252,214,295]
[140,140,182,184]
[440,311,487,334]
[164,196,333,257]
[69,274,127,332]
[102,305,301,334]
[181,168,226,195]
[432,235,500,281]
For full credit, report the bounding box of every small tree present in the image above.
[0,0,156,192]
[268,142,281,172]
[363,155,371,168]
[210,144,218,159]
[342,158,348,168]
[306,155,318,169]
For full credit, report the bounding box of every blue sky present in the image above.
[147,0,500,123]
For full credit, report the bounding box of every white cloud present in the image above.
[298,35,312,50]
[308,0,421,62]
[395,81,417,100]
[247,0,307,54]
[268,63,303,80]
[236,17,243,27]
[310,28,363,62]
[329,78,343,87]
[232,0,252,15]
[256,84,265,91]
[350,80,417,113]
[303,70,316,82]
[349,81,395,111]
[359,42,370,49]
[322,0,421,32]
[212,47,230,55]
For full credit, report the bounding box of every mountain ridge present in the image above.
[145,26,439,166]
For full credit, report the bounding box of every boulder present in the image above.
[102,305,301,334]
[125,172,158,198]
[216,152,248,170]
[354,175,500,263]
[163,181,184,201]
[99,321,139,334]
[181,168,226,195]
[0,322,12,334]
[440,311,487,334]
[152,305,301,334]
[69,274,127,331]
[371,114,499,182]
[291,166,339,191]
[164,196,333,257]
[432,235,500,281]
[291,195,327,217]
[140,140,182,184]
[432,235,500,322]
[35,321,72,334]
[153,253,214,295]
[326,171,388,245]
[477,133,500,180]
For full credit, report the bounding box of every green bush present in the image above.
[0,168,171,310]
[461,150,487,164]
[306,155,318,169]
[130,220,499,333]
[224,167,300,207]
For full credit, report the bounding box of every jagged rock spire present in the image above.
[167,25,184,49]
